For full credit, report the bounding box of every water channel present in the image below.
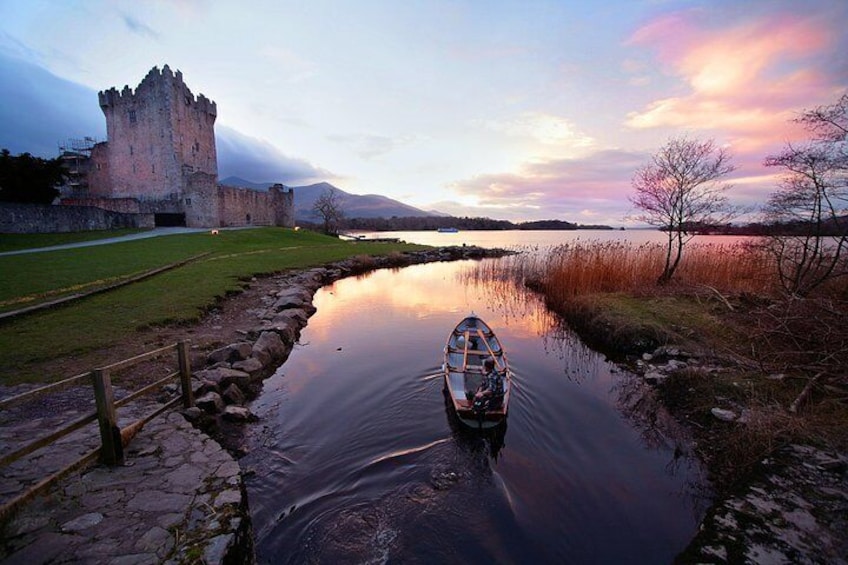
[242,232,712,563]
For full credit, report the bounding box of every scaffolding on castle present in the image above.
[58,137,99,194]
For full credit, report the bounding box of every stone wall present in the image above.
[61,197,141,214]
[0,203,154,233]
[269,184,295,227]
[213,184,295,228]
[184,172,219,228]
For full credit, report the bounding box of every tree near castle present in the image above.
[761,92,848,297]
[312,186,345,235]
[0,149,67,204]
[630,135,737,284]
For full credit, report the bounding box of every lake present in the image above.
[350,228,753,249]
[242,231,713,563]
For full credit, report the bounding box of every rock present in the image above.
[207,342,253,365]
[652,345,682,358]
[711,407,738,422]
[222,383,245,405]
[196,392,225,414]
[232,357,264,376]
[61,512,103,532]
[642,353,653,361]
[272,287,314,310]
[204,533,236,565]
[195,367,251,390]
[181,407,204,422]
[254,317,298,345]
[253,331,287,365]
[664,359,688,371]
[275,307,311,324]
[222,405,255,422]
[644,370,667,385]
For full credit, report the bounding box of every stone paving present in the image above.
[0,411,249,564]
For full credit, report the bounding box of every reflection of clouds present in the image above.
[310,260,558,345]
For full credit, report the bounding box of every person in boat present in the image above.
[474,358,504,408]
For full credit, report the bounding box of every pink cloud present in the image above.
[625,5,847,152]
[446,150,648,223]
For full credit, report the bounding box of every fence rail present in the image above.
[0,340,194,523]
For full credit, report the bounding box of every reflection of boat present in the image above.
[437,227,459,233]
[442,314,511,429]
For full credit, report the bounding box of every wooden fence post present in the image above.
[92,369,123,466]
[177,340,194,408]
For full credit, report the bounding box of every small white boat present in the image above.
[442,314,511,428]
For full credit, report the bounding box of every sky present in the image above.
[0,0,846,226]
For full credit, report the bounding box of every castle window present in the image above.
[130,145,134,155]
[152,164,155,173]
[185,198,192,206]
[128,109,137,124]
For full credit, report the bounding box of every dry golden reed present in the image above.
[479,240,776,298]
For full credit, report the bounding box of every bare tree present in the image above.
[630,135,736,284]
[761,92,848,297]
[312,186,345,235]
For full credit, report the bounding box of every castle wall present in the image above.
[184,172,219,228]
[61,197,141,214]
[214,184,295,228]
[269,184,296,227]
[97,65,217,201]
[217,185,272,227]
[86,142,112,197]
[0,203,154,234]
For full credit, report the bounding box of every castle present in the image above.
[60,65,294,229]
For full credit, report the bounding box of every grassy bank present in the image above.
[474,240,848,490]
[0,228,148,253]
[0,228,426,382]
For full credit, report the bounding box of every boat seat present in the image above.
[448,372,466,400]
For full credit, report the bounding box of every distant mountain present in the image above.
[219,176,273,191]
[219,177,437,222]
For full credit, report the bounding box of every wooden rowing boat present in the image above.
[442,314,511,428]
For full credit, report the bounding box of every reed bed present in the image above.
[476,240,776,300]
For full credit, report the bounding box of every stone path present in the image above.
[0,411,248,564]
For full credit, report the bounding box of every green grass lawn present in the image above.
[0,227,427,381]
[0,228,148,253]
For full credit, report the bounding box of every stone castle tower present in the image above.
[93,65,217,201]
[75,65,294,228]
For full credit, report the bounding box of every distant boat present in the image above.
[437,227,459,233]
[442,314,511,429]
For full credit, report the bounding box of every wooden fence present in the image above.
[0,340,194,523]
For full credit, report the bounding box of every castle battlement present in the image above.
[98,64,217,117]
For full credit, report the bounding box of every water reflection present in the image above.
[243,258,707,563]
[442,387,508,461]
